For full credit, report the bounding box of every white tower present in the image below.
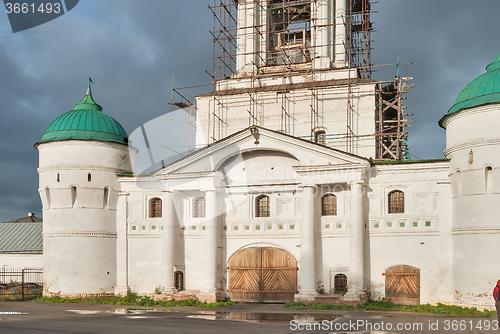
[36,81,133,296]
[440,54,500,306]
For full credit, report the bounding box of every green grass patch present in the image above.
[30,291,235,308]
[284,300,497,317]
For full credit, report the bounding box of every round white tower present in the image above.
[35,80,133,296]
[440,53,500,306]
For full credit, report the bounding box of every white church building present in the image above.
[35,0,500,308]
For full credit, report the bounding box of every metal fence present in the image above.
[0,268,43,301]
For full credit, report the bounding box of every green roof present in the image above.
[0,222,43,254]
[38,81,128,145]
[441,53,500,125]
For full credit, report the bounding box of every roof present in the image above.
[372,158,449,165]
[0,223,43,254]
[4,214,42,224]
[37,81,128,146]
[441,53,500,126]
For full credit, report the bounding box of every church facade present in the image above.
[35,0,500,309]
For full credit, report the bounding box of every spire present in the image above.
[86,77,93,96]
[74,78,102,112]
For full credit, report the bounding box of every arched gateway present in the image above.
[227,247,298,303]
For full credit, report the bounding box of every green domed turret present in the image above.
[440,53,500,127]
[38,79,128,145]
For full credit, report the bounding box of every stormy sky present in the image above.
[0,0,499,222]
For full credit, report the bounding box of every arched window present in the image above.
[45,188,51,209]
[388,190,404,214]
[322,194,337,216]
[174,271,184,291]
[334,273,348,293]
[314,130,326,145]
[486,166,493,194]
[71,186,77,208]
[149,197,162,218]
[57,173,60,182]
[88,173,92,182]
[193,197,205,218]
[256,195,270,218]
[103,187,110,209]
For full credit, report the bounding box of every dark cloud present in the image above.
[1,0,499,222]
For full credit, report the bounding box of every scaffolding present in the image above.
[168,0,414,161]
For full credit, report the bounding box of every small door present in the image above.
[383,265,420,305]
[227,247,298,303]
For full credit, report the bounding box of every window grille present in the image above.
[388,190,404,214]
[174,271,184,291]
[315,130,326,145]
[193,197,206,218]
[322,194,337,216]
[334,273,348,293]
[256,195,270,218]
[150,198,162,218]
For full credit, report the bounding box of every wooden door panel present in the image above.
[384,265,420,305]
[228,247,297,303]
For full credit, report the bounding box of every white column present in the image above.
[316,0,329,60]
[296,185,317,301]
[203,190,219,294]
[346,181,365,297]
[161,192,175,293]
[245,1,256,67]
[237,2,247,71]
[335,0,347,67]
[115,192,129,295]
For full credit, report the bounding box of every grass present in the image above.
[284,300,497,317]
[30,291,236,308]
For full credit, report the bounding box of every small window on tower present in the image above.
[57,173,60,182]
[315,131,326,145]
[88,173,92,182]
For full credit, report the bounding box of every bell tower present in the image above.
[197,0,376,157]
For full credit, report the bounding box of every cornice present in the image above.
[44,232,117,238]
[444,138,500,156]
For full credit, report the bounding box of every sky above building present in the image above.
[0,0,499,222]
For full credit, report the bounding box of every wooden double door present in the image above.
[227,247,298,303]
[383,265,420,305]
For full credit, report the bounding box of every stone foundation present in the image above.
[313,293,368,307]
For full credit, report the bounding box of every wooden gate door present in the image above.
[383,265,420,305]
[227,247,298,303]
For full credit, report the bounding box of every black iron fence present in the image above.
[0,268,43,301]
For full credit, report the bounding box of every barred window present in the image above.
[322,194,337,216]
[193,197,205,218]
[314,130,326,145]
[334,273,348,293]
[150,197,162,218]
[174,271,184,291]
[388,190,404,214]
[256,195,270,218]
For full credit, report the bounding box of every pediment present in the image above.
[153,127,369,177]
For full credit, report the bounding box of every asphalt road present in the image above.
[0,302,498,334]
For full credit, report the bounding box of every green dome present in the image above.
[38,83,128,145]
[446,53,500,116]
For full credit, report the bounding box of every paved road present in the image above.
[0,302,498,334]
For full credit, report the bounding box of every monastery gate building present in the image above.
[35,0,500,309]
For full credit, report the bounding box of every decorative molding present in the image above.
[44,232,117,238]
[452,228,500,235]
[444,138,500,156]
